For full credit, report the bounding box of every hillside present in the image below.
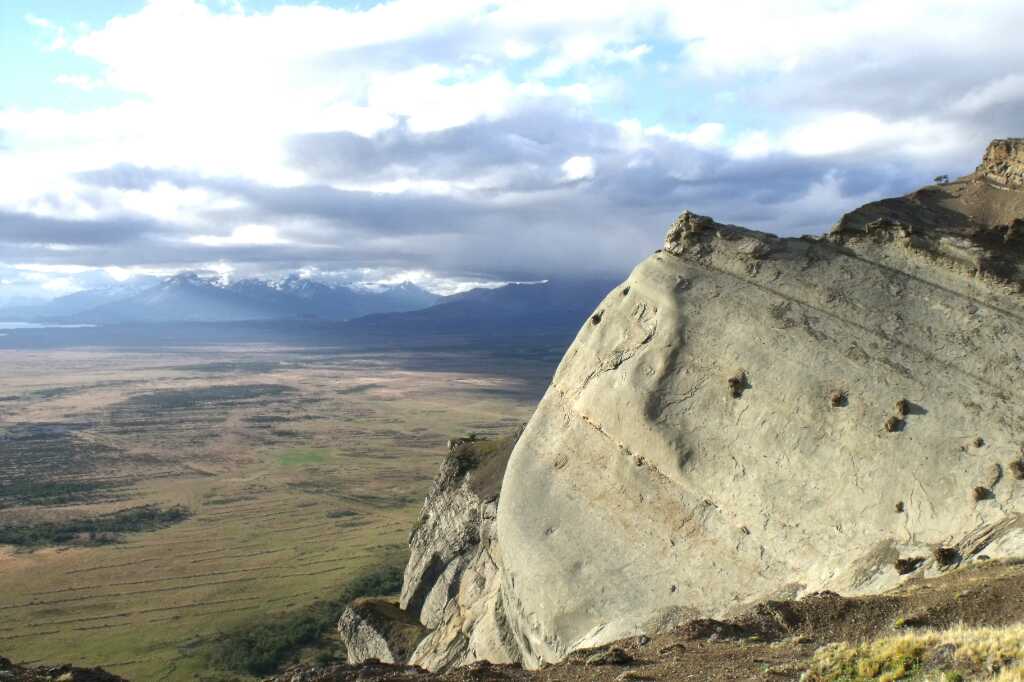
[324,138,1024,680]
[0,280,617,351]
[345,279,617,335]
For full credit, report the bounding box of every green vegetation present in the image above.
[0,478,123,508]
[125,384,295,410]
[277,448,329,467]
[0,345,543,681]
[207,559,405,676]
[0,504,191,548]
[0,423,118,508]
[804,624,1024,681]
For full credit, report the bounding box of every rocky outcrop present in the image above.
[339,430,523,670]
[334,139,1024,673]
[492,139,1024,667]
[400,431,523,670]
[0,656,127,681]
[976,137,1024,188]
[337,598,426,664]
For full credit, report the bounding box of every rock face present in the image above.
[337,597,426,664]
[976,137,1024,188]
[340,431,523,670]
[400,431,523,670]
[338,140,1024,673]
[491,139,1024,667]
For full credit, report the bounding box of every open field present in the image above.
[0,342,555,680]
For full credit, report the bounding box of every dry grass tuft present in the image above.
[803,623,1024,681]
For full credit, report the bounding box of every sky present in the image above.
[2,0,1023,300]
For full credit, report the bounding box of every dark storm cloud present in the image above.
[0,209,169,246]
[287,105,620,187]
[65,100,984,281]
[287,104,939,216]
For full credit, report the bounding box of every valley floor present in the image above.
[0,342,555,680]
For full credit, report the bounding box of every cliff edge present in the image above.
[339,431,523,670]
[338,139,1024,673]
[494,138,1024,666]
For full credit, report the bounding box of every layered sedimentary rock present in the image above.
[976,137,1024,188]
[494,139,1024,667]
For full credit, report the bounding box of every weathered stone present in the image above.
[338,598,426,665]
[351,140,1024,673]
[491,140,1024,668]
[399,430,524,670]
[975,138,1024,187]
[583,647,633,666]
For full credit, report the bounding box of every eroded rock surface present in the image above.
[494,139,1024,666]
[338,598,426,665]
[401,431,523,670]
[339,431,523,671]
[976,137,1024,188]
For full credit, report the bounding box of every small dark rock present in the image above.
[829,390,848,407]
[728,370,748,398]
[894,557,925,575]
[884,416,904,433]
[933,546,960,567]
[658,642,686,655]
[677,618,750,641]
[585,647,634,666]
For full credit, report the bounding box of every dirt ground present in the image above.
[262,558,1024,681]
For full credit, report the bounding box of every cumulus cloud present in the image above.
[561,156,596,181]
[3,0,1023,297]
[189,224,288,247]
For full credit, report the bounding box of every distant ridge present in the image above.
[0,273,444,324]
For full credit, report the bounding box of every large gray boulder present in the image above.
[493,139,1024,667]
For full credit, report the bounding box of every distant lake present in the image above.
[0,322,97,330]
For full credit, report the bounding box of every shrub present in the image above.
[0,504,190,548]
[207,559,405,676]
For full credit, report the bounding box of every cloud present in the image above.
[561,156,595,181]
[55,74,104,91]
[952,74,1024,115]
[189,224,288,247]
[2,0,1023,299]
[0,210,169,247]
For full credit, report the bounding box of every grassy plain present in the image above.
[0,342,554,680]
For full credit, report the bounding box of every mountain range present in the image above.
[0,273,444,324]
